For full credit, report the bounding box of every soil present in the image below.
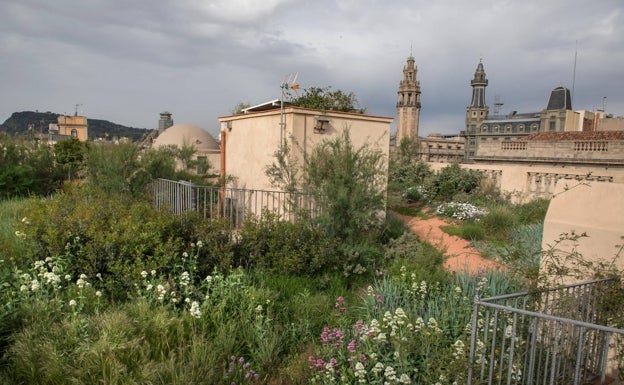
[393,211,502,274]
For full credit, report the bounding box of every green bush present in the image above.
[479,204,517,236]
[236,213,339,275]
[424,163,481,202]
[515,198,550,224]
[383,232,448,284]
[17,189,233,300]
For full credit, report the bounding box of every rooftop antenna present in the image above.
[494,95,504,115]
[571,40,577,105]
[279,73,300,150]
[74,103,82,116]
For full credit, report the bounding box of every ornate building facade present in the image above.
[395,55,421,144]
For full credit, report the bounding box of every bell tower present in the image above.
[396,54,421,144]
[466,59,489,130]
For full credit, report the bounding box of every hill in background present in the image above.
[0,111,152,142]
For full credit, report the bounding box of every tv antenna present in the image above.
[74,103,82,116]
[279,73,300,150]
[493,95,504,115]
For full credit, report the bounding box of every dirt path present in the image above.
[393,212,502,274]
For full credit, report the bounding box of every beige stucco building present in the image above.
[218,106,392,191]
[418,134,465,163]
[48,115,88,143]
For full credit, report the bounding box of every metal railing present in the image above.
[468,278,623,385]
[150,178,322,226]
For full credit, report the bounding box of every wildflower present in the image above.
[196,240,203,248]
[76,274,89,289]
[179,271,190,287]
[454,286,462,294]
[189,301,201,318]
[69,299,77,307]
[21,217,29,224]
[399,373,411,384]
[19,284,27,292]
[347,339,358,353]
[140,270,148,279]
[96,273,102,280]
[376,332,387,342]
[30,279,40,292]
[205,275,212,282]
[146,284,153,291]
[95,291,102,297]
[14,230,26,239]
[372,362,384,375]
[182,252,189,258]
[255,304,263,313]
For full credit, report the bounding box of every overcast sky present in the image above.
[1,0,622,136]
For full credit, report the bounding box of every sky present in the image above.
[1,0,623,137]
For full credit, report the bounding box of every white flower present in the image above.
[196,240,203,248]
[30,279,40,292]
[69,299,77,307]
[146,284,153,291]
[150,270,156,276]
[140,270,148,278]
[179,271,190,287]
[189,301,201,318]
[95,291,102,297]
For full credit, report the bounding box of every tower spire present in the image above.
[395,52,421,144]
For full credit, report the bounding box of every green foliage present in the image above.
[388,138,433,202]
[84,142,146,196]
[515,198,550,223]
[479,204,517,237]
[237,212,339,275]
[231,101,251,115]
[304,128,387,242]
[53,138,87,180]
[424,163,481,202]
[289,86,364,113]
[383,232,448,284]
[0,136,65,199]
[17,189,233,300]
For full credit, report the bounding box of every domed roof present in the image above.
[153,123,219,151]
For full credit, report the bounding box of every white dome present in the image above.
[153,124,219,151]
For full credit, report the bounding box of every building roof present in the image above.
[153,123,219,151]
[546,86,572,110]
[524,131,624,141]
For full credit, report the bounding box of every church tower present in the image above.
[396,54,421,144]
[466,60,489,130]
[464,60,489,159]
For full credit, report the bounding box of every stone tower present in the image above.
[464,60,489,158]
[158,111,174,134]
[466,60,489,130]
[396,54,421,144]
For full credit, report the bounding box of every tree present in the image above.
[289,86,365,113]
[231,102,251,115]
[54,138,86,180]
[303,128,386,241]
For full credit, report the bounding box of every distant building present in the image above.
[48,115,88,143]
[395,54,421,144]
[462,60,579,161]
[158,111,174,134]
[418,134,464,163]
[152,123,220,174]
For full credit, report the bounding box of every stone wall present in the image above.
[427,162,624,203]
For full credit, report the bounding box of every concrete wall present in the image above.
[541,181,624,274]
[220,107,392,191]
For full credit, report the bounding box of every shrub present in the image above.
[479,204,517,236]
[236,213,339,275]
[515,198,550,224]
[424,163,481,202]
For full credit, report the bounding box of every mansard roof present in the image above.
[525,131,624,141]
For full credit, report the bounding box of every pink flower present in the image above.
[347,339,358,353]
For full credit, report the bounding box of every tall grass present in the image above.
[0,197,29,265]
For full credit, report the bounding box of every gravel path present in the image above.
[393,212,502,274]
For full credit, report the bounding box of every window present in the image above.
[549,121,556,131]
[71,129,78,138]
[472,111,477,116]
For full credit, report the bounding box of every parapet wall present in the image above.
[427,162,624,203]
